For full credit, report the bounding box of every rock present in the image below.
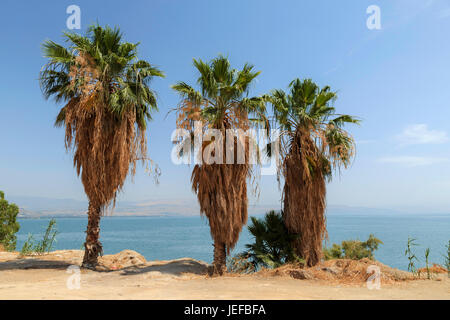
[289,269,314,280]
[99,250,147,270]
[322,267,340,275]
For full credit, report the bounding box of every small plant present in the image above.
[0,191,20,251]
[324,234,383,260]
[20,234,35,255]
[424,247,432,280]
[20,219,58,255]
[35,219,58,252]
[405,237,419,276]
[227,254,256,274]
[240,210,304,270]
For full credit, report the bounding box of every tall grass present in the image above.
[20,219,58,256]
[405,237,419,277]
[424,247,431,279]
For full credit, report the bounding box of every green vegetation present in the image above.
[405,237,419,276]
[20,219,58,255]
[323,234,383,260]
[227,254,256,274]
[424,247,432,279]
[236,211,303,270]
[0,191,20,251]
[20,234,35,255]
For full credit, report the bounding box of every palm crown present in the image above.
[40,24,164,130]
[270,78,359,179]
[172,55,267,131]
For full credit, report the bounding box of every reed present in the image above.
[405,237,419,277]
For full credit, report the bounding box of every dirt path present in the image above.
[0,250,448,300]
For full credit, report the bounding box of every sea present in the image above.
[16,214,450,271]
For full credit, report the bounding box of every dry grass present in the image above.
[418,264,448,274]
[258,258,415,285]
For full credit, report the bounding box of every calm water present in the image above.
[16,214,449,271]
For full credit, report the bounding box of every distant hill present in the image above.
[10,195,278,218]
[8,195,449,218]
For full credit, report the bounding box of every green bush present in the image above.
[20,219,58,255]
[324,243,343,259]
[237,210,304,270]
[324,234,383,260]
[0,191,20,251]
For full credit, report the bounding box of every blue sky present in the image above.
[1,0,450,213]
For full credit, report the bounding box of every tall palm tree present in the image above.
[172,56,267,275]
[40,25,164,268]
[270,79,359,267]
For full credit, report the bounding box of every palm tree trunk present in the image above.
[283,137,327,268]
[82,202,103,269]
[212,241,226,275]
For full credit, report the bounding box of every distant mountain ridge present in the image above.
[8,195,450,218]
[10,195,278,218]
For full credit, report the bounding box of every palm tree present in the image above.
[40,25,164,268]
[172,56,267,275]
[269,79,359,267]
[243,210,302,270]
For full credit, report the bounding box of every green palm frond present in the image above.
[242,211,302,269]
[269,78,359,180]
[173,55,267,130]
[40,24,164,130]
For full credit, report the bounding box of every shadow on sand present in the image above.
[119,258,209,276]
[0,253,209,277]
[0,258,73,271]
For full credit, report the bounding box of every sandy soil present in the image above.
[0,250,448,300]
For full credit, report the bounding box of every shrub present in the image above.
[324,234,383,260]
[323,243,343,259]
[0,191,20,251]
[239,210,304,270]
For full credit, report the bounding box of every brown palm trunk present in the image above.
[82,202,103,269]
[283,134,327,268]
[212,241,226,275]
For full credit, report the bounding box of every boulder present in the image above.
[289,269,314,280]
[99,250,147,270]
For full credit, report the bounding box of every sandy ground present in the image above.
[0,250,448,300]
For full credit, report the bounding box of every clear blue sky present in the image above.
[1,0,450,213]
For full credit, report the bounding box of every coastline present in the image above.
[14,215,450,272]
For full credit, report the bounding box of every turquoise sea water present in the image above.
[16,214,449,271]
